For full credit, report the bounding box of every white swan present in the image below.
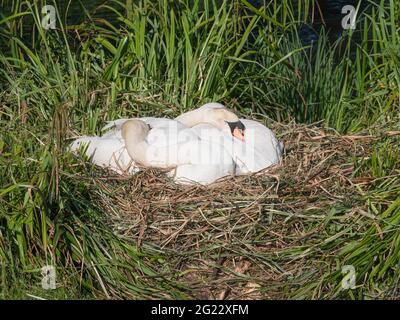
[175,102,282,174]
[70,106,245,184]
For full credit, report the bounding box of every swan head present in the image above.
[121,119,150,142]
[207,108,246,141]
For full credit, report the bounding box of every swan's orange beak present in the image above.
[233,128,245,141]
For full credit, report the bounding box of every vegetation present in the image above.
[0,0,399,299]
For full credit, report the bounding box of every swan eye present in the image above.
[226,121,246,141]
[226,120,245,133]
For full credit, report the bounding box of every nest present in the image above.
[88,122,381,299]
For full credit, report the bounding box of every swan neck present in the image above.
[175,109,208,128]
[122,125,149,166]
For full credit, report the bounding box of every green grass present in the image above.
[0,0,399,299]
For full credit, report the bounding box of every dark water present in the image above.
[0,1,373,49]
[299,0,369,43]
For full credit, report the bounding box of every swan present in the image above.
[121,119,235,185]
[70,106,245,184]
[175,102,282,174]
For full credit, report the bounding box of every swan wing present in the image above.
[102,117,187,139]
[70,136,138,174]
[171,140,235,185]
[235,119,282,173]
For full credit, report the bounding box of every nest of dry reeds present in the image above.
[87,122,380,299]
